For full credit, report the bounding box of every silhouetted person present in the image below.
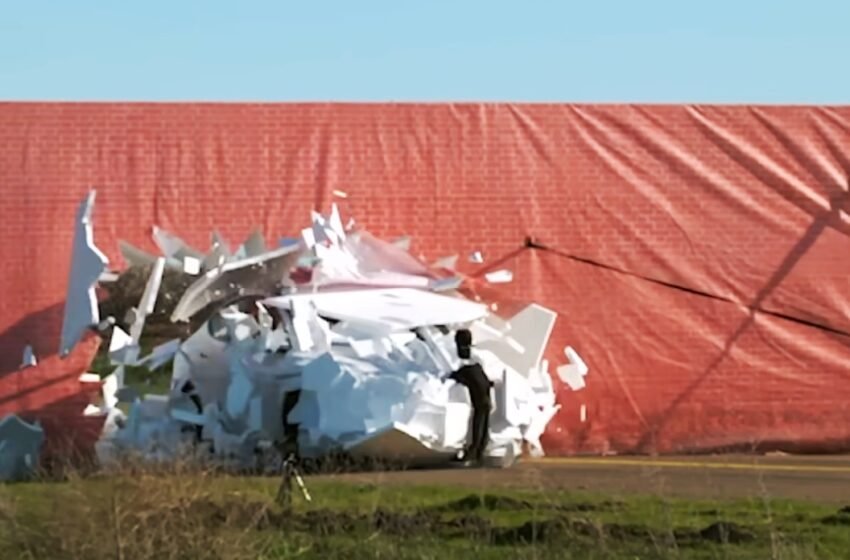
[447,328,492,464]
[179,379,204,443]
[280,390,302,459]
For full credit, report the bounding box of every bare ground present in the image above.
[315,455,850,503]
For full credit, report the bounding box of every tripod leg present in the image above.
[276,462,293,508]
[293,469,312,502]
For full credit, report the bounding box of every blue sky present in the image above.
[1,0,848,102]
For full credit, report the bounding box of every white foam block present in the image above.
[119,240,158,268]
[328,203,347,241]
[129,257,165,342]
[430,276,463,292]
[102,373,119,409]
[152,226,204,261]
[241,230,267,258]
[78,373,101,384]
[484,269,513,284]
[556,364,586,390]
[135,338,181,371]
[477,304,556,379]
[171,408,205,425]
[392,236,411,251]
[432,254,459,270]
[59,190,109,356]
[20,345,37,369]
[183,256,201,275]
[301,353,342,392]
[265,288,488,332]
[225,369,254,418]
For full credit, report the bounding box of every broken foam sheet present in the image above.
[477,304,557,378]
[109,326,137,365]
[328,204,346,241]
[240,230,267,258]
[429,276,464,292]
[265,288,488,332]
[183,256,202,275]
[135,339,181,371]
[171,244,302,323]
[98,271,120,283]
[20,346,37,369]
[59,190,109,357]
[432,254,459,270]
[391,236,411,252]
[102,373,119,410]
[556,346,589,391]
[119,240,158,268]
[0,415,44,482]
[88,204,585,468]
[484,269,513,284]
[152,226,205,263]
[129,257,166,343]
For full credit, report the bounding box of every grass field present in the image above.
[68,332,850,558]
[2,467,850,560]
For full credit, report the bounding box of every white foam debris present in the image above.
[556,346,589,391]
[152,226,204,263]
[129,257,166,344]
[0,415,44,481]
[171,245,301,323]
[332,189,349,199]
[78,372,101,384]
[392,235,411,252]
[240,230,267,258]
[469,251,484,264]
[183,256,201,275]
[136,338,181,371]
[429,276,464,292]
[109,326,136,364]
[432,254,459,270]
[485,269,514,284]
[20,345,37,369]
[59,190,109,357]
[98,271,120,283]
[119,240,159,268]
[57,201,589,470]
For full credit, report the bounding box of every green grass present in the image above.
[2,471,848,559]
[91,336,174,400]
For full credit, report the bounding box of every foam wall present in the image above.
[2,103,850,455]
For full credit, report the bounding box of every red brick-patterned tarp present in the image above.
[2,103,850,456]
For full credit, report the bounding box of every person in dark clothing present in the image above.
[448,328,493,464]
[280,390,302,458]
[179,379,204,443]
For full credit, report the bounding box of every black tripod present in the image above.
[275,390,311,508]
[276,452,312,508]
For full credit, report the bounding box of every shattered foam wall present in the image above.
[2,103,850,455]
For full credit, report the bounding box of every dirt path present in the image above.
[315,455,850,504]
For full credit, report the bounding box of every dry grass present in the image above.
[2,459,850,560]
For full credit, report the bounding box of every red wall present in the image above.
[2,102,850,456]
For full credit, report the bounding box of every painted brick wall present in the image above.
[2,103,850,455]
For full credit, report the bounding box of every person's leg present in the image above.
[282,390,302,458]
[475,399,490,461]
[468,399,487,462]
